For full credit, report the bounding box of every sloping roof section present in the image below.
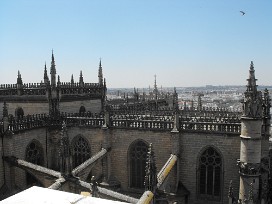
[1,186,127,204]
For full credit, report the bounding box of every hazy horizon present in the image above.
[1,1,271,88]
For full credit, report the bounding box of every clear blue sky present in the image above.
[0,0,271,88]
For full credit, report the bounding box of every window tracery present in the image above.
[71,135,90,168]
[25,140,43,186]
[129,140,148,189]
[15,107,24,118]
[198,147,222,200]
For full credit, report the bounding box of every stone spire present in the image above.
[144,143,157,193]
[50,50,57,86]
[153,75,158,100]
[173,87,179,111]
[246,61,258,93]
[17,70,22,85]
[98,59,103,86]
[71,74,74,84]
[79,70,84,86]
[242,61,262,118]
[44,62,49,84]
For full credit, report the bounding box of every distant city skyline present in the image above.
[0,0,271,88]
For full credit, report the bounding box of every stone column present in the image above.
[238,61,263,202]
[239,117,262,201]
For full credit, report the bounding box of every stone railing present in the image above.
[59,82,100,88]
[110,115,174,130]
[1,109,242,135]
[180,121,241,134]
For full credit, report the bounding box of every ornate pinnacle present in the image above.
[246,61,257,93]
[57,75,60,86]
[79,70,84,84]
[242,61,262,118]
[144,143,157,192]
[173,87,179,112]
[71,74,74,84]
[263,88,271,119]
[248,183,253,201]
[228,180,233,198]
[98,59,103,85]
[50,50,56,75]
[44,62,48,80]
[17,70,22,85]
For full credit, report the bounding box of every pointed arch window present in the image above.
[129,140,148,189]
[79,106,86,116]
[25,140,44,186]
[198,147,222,201]
[71,135,90,168]
[15,107,24,118]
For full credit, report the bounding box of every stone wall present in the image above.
[3,128,47,190]
[180,132,241,204]
[109,129,173,192]
[1,102,49,118]
[1,125,244,204]
[59,99,102,114]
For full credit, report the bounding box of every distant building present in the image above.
[0,56,271,204]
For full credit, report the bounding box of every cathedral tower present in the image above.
[238,61,263,201]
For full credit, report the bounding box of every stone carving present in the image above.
[237,160,260,176]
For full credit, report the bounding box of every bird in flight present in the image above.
[240,11,245,15]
